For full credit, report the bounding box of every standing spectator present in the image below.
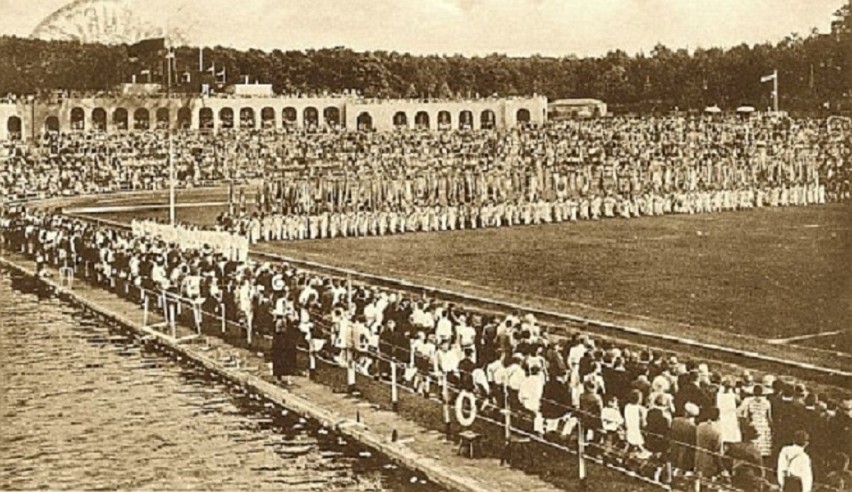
[645,393,673,457]
[695,406,725,480]
[600,395,624,460]
[717,378,742,444]
[271,314,300,384]
[823,453,852,491]
[725,424,765,492]
[777,430,813,492]
[578,380,604,442]
[740,385,774,460]
[624,389,648,455]
[670,403,700,475]
[675,371,711,416]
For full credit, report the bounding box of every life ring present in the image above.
[455,391,477,427]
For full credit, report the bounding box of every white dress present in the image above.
[624,403,646,447]
[716,391,742,443]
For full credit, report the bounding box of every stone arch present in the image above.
[239,107,256,129]
[356,112,373,131]
[177,107,192,129]
[44,116,60,133]
[437,110,451,129]
[282,107,297,127]
[260,107,275,128]
[323,107,340,127]
[392,111,408,128]
[303,106,319,128]
[113,108,128,130]
[459,110,473,129]
[516,108,531,124]
[199,107,214,130]
[219,107,234,129]
[414,111,430,129]
[133,108,150,130]
[91,108,107,131]
[7,116,22,140]
[480,109,496,130]
[70,107,85,130]
[155,107,170,130]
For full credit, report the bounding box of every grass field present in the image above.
[83,201,852,359]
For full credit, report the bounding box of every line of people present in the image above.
[219,183,827,243]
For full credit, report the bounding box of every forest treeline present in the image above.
[1,4,848,112]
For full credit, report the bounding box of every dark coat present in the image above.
[272,320,301,377]
[670,416,697,472]
[695,421,724,478]
[645,408,671,455]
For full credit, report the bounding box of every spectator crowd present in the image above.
[4,115,850,229]
[3,209,851,492]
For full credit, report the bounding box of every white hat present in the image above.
[684,403,700,417]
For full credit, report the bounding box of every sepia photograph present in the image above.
[0,0,850,490]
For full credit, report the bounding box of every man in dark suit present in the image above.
[675,371,711,416]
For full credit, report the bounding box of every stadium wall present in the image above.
[2,94,547,139]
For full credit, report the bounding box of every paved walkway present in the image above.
[0,252,566,492]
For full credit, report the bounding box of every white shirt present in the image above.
[601,406,624,432]
[434,347,460,374]
[457,324,476,347]
[506,363,525,391]
[435,317,453,342]
[519,374,545,413]
[487,359,506,386]
[777,445,812,492]
[568,343,587,368]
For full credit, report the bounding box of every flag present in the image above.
[760,72,776,83]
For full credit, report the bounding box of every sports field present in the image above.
[81,201,852,360]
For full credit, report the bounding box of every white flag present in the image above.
[760,73,776,83]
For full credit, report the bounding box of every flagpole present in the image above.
[773,69,778,114]
[167,48,176,225]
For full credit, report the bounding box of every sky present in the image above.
[0,0,842,57]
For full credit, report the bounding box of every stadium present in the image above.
[2,1,851,491]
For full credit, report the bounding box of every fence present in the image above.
[27,248,844,492]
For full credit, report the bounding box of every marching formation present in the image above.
[3,210,851,492]
[221,183,828,242]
